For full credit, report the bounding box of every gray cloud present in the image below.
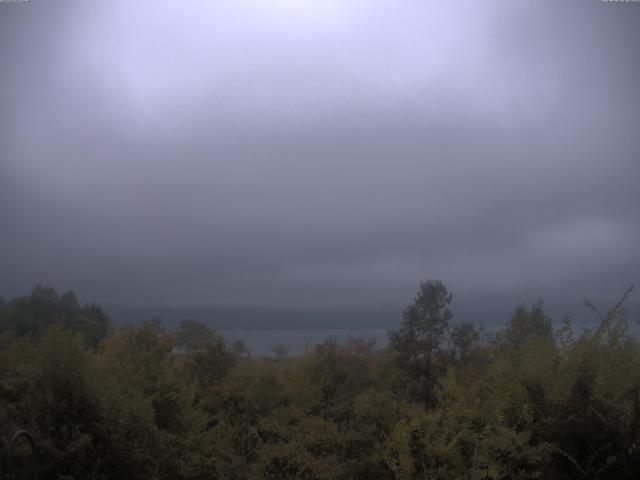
[1,0,638,313]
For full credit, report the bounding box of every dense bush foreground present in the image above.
[1,282,639,479]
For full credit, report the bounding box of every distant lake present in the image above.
[219,320,640,357]
[219,328,390,357]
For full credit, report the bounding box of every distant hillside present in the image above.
[103,298,639,331]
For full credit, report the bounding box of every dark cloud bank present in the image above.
[1,1,638,328]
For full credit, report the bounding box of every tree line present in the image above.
[0,281,639,479]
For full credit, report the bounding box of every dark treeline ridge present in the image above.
[0,281,639,479]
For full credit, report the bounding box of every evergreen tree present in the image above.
[388,280,453,403]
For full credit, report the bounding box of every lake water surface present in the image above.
[219,328,390,357]
[220,319,640,357]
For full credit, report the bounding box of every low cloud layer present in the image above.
[1,1,638,310]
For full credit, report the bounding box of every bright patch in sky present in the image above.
[1,0,639,305]
[245,0,364,27]
[63,0,561,127]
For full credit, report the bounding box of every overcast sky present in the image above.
[1,0,638,310]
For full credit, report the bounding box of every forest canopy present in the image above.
[0,282,639,479]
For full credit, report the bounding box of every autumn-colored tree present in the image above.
[0,285,638,479]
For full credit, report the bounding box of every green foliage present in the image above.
[1,283,639,479]
[500,300,553,347]
[175,319,217,352]
[388,280,453,404]
[450,321,481,362]
[0,286,110,346]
